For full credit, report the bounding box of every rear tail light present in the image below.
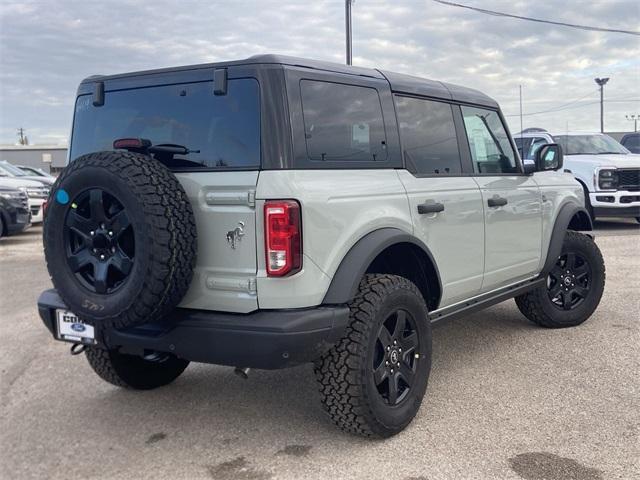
[264,200,302,277]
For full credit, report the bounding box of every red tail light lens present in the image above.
[264,200,302,277]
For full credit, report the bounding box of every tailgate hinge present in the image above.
[247,190,256,208]
[248,277,257,294]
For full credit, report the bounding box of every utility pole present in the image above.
[345,0,353,65]
[625,114,638,132]
[594,77,609,133]
[17,127,27,145]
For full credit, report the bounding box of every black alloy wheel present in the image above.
[547,251,592,311]
[373,309,420,406]
[64,188,134,294]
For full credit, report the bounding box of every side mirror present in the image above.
[523,159,536,175]
[535,143,563,171]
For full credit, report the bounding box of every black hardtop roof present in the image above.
[81,54,497,108]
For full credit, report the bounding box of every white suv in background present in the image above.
[0,167,49,223]
[515,129,640,223]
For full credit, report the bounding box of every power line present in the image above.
[432,0,640,36]
[505,90,597,117]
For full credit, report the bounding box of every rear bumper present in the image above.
[37,289,350,369]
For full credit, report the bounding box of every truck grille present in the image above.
[26,186,50,199]
[618,169,640,191]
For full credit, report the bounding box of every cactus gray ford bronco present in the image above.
[38,55,605,437]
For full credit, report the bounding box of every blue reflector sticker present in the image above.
[56,189,69,205]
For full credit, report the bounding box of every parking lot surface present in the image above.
[1,221,639,480]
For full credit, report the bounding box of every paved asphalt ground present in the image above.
[1,220,638,480]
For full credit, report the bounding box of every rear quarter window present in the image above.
[299,80,388,163]
[70,78,260,170]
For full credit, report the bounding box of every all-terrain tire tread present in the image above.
[44,151,197,328]
[314,274,425,437]
[515,231,605,328]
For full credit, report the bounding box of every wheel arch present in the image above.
[322,228,442,311]
[542,201,593,275]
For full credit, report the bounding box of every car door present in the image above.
[395,96,484,307]
[459,105,542,292]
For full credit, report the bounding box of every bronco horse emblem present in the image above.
[226,221,245,249]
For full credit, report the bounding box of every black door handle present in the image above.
[417,202,445,214]
[487,196,508,208]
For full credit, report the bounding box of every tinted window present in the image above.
[461,106,518,174]
[300,80,387,162]
[622,134,640,153]
[70,79,260,169]
[395,96,461,175]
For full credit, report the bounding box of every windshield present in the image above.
[70,78,261,170]
[553,134,629,155]
[0,162,27,176]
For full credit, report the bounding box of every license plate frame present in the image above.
[55,310,96,345]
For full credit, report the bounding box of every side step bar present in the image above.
[429,277,546,324]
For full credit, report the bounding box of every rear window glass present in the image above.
[70,78,260,170]
[300,80,387,162]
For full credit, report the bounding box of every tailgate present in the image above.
[175,171,259,313]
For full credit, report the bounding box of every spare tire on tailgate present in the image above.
[44,151,197,329]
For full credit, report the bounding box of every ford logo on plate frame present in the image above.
[71,323,86,333]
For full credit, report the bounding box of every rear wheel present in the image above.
[314,274,432,438]
[85,347,189,390]
[516,231,605,328]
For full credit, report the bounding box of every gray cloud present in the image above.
[0,0,638,145]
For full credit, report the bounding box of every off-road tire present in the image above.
[515,231,605,328]
[85,347,189,390]
[314,274,432,438]
[43,151,197,329]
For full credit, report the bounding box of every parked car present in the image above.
[0,160,55,186]
[0,186,30,237]
[0,169,49,223]
[16,165,56,180]
[37,55,604,438]
[620,132,640,154]
[515,129,640,223]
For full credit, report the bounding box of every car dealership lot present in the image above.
[1,223,638,480]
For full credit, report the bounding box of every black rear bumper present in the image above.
[37,289,350,369]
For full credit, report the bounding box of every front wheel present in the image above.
[314,274,432,438]
[515,231,605,328]
[85,347,189,390]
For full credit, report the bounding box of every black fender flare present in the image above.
[541,202,593,275]
[322,228,442,305]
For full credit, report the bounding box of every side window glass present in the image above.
[514,137,532,159]
[461,106,518,174]
[395,96,462,175]
[300,80,387,162]
[528,137,547,160]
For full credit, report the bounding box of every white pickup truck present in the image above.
[515,129,640,223]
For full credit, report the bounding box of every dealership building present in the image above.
[0,145,68,175]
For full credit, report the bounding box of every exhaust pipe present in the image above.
[234,367,250,379]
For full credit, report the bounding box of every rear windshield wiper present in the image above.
[113,138,207,166]
[596,151,625,154]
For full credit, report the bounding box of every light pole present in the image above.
[594,77,609,133]
[345,0,353,65]
[626,114,638,132]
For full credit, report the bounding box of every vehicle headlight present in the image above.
[0,190,23,200]
[598,169,618,190]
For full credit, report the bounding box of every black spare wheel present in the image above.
[44,151,197,328]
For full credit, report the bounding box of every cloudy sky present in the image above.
[0,0,638,145]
